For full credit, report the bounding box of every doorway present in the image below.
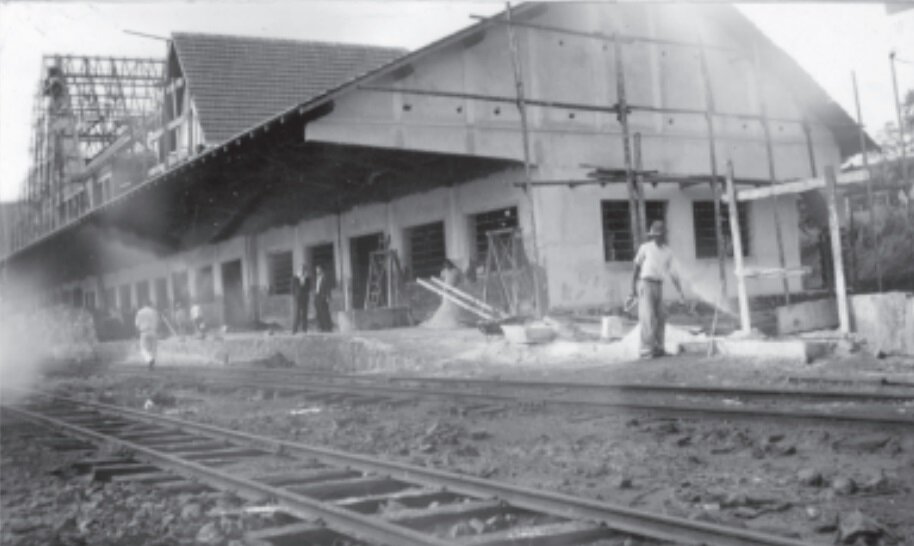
[221,259,245,327]
[350,232,384,309]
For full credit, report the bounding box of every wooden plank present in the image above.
[825,166,851,333]
[462,521,611,546]
[725,162,751,334]
[244,522,326,546]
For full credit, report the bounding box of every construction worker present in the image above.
[291,263,312,334]
[134,304,160,369]
[630,220,686,359]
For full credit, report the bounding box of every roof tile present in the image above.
[172,32,405,144]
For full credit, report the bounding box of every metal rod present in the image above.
[852,71,882,292]
[752,43,791,304]
[696,30,728,302]
[890,52,910,214]
[505,2,543,318]
[725,161,751,334]
[824,166,850,333]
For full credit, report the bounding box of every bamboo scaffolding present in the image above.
[611,31,643,245]
[504,2,543,317]
[853,71,882,292]
[360,84,853,131]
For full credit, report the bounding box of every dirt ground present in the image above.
[21,353,914,546]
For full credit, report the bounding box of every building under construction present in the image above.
[1,3,869,330]
[10,55,164,250]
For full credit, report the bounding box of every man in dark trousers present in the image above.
[314,264,333,332]
[291,263,312,333]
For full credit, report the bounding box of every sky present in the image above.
[1,1,912,203]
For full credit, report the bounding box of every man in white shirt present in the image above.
[631,220,686,359]
[134,304,160,369]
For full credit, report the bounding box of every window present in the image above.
[692,201,750,258]
[472,207,518,262]
[406,221,446,279]
[307,243,336,288]
[196,265,215,303]
[118,285,132,311]
[136,280,150,307]
[601,200,667,262]
[268,251,293,295]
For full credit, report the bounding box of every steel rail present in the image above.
[162,372,914,427]
[2,404,451,546]
[109,366,914,428]
[112,364,914,402]
[8,390,811,546]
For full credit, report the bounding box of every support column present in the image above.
[825,166,850,333]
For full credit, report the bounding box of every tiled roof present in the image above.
[171,32,405,144]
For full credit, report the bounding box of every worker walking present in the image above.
[291,263,312,334]
[314,264,332,332]
[630,221,686,359]
[135,304,160,369]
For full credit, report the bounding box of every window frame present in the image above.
[601,200,667,263]
[267,250,294,296]
[692,200,750,259]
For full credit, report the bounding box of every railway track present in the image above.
[111,365,914,427]
[3,389,813,546]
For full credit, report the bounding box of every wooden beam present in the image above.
[611,31,642,245]
[729,169,870,202]
[725,161,751,334]
[824,166,850,333]
[505,2,543,318]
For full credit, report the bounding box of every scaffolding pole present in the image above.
[824,166,851,333]
[725,161,751,334]
[852,71,882,292]
[632,133,648,242]
[505,2,543,317]
[890,52,910,215]
[696,30,728,302]
[752,43,791,304]
[611,32,643,246]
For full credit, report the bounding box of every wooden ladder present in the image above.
[365,249,402,309]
